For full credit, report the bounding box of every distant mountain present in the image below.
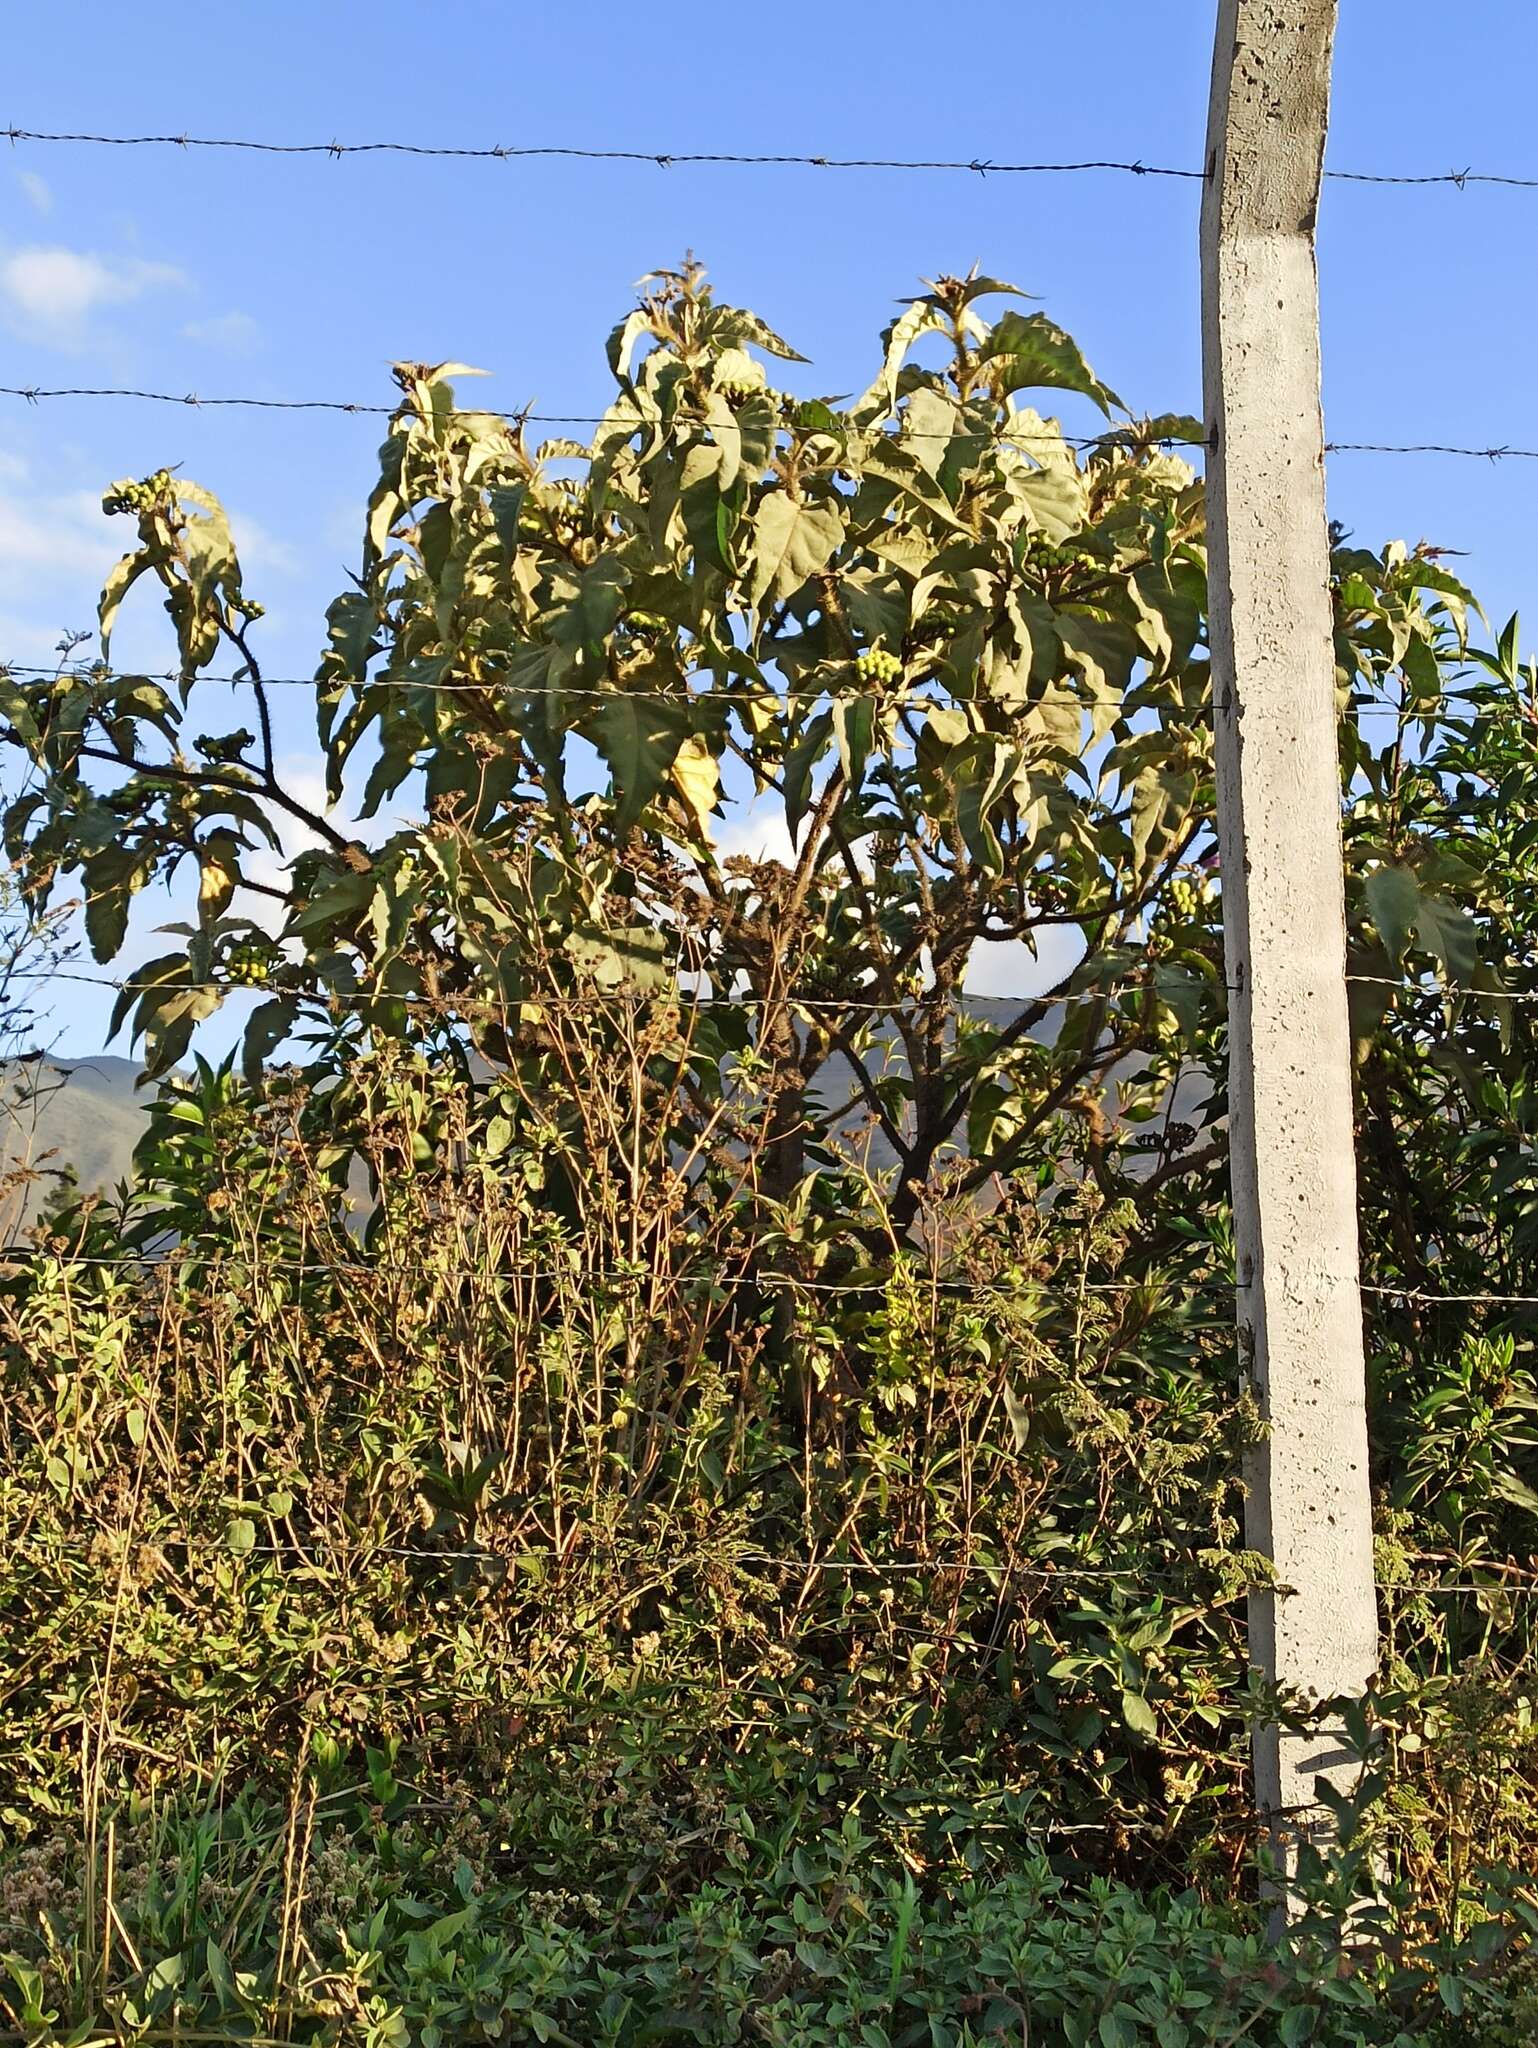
[0,1056,152,1236]
[0,1000,1208,1237]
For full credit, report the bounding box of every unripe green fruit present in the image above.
[856,647,902,684]
[225,941,273,988]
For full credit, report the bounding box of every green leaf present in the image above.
[704,393,744,493]
[1492,1469,1538,1516]
[1153,963,1205,1037]
[565,923,671,992]
[954,738,1017,873]
[1012,463,1087,544]
[710,306,809,362]
[557,554,631,659]
[82,848,145,962]
[1130,765,1196,872]
[591,694,687,832]
[669,735,720,839]
[747,493,845,613]
[1001,1376,1032,1452]
[832,695,876,792]
[782,712,832,842]
[1132,564,1202,676]
[607,308,656,381]
[1364,866,1419,965]
[138,982,225,1079]
[1057,614,1138,701]
[1365,865,1479,984]
[1119,1691,1158,1738]
[983,311,1124,416]
[953,274,1033,308]
[145,1951,185,1997]
[173,481,246,675]
[1413,890,1479,987]
[108,949,187,1043]
[320,591,379,688]
[0,676,41,755]
[99,549,151,662]
[925,704,971,750]
[792,398,847,442]
[854,299,951,421]
[242,998,298,1085]
[205,1939,237,2009]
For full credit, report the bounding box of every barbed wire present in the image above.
[0,1242,1236,1301]
[6,381,1537,462]
[7,1524,1525,1597]
[0,658,1511,729]
[1325,168,1538,190]
[17,964,1538,1016]
[3,965,1223,1013]
[0,656,1204,713]
[7,127,1538,193]
[9,1530,1236,1581]
[1345,975,1538,1003]
[0,128,1209,177]
[22,1237,1538,1321]
[1324,440,1538,462]
[0,383,1190,448]
[19,1232,1538,1320]
[1363,1282,1538,1308]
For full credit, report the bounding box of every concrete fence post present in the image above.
[1200,0,1379,1879]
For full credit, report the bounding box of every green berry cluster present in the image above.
[224,940,274,988]
[856,647,902,685]
[102,469,174,517]
[1166,875,1213,920]
[1167,877,1198,919]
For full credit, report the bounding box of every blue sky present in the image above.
[4,1,1537,1058]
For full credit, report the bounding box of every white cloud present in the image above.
[0,486,115,581]
[0,607,92,670]
[17,171,52,216]
[183,309,260,354]
[712,798,799,870]
[964,928,1084,999]
[0,243,185,344]
[0,487,118,666]
[225,507,297,580]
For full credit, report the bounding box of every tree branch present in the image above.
[11,728,354,855]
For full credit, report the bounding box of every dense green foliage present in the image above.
[1,268,1536,2041]
[6,1797,1535,2047]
